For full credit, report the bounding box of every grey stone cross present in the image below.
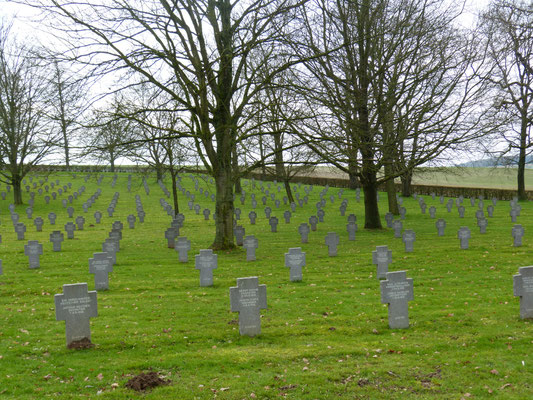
[230,277,267,337]
[89,252,114,291]
[372,245,392,280]
[380,271,414,329]
[195,249,218,287]
[55,283,97,347]
[513,266,533,319]
[285,247,306,281]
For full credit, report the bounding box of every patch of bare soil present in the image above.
[125,371,170,392]
[67,337,94,350]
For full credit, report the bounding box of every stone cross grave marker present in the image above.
[203,208,211,220]
[283,210,291,224]
[420,203,427,214]
[165,227,178,248]
[264,206,272,219]
[50,231,64,252]
[512,224,525,247]
[138,210,145,223]
[248,211,257,225]
[55,283,97,348]
[48,212,57,225]
[385,212,394,228]
[67,206,74,218]
[65,222,76,239]
[230,277,267,337]
[89,252,113,291]
[94,211,102,224]
[102,239,118,265]
[25,240,43,269]
[309,216,318,231]
[269,216,279,232]
[127,214,136,229]
[372,245,392,280]
[475,209,484,220]
[194,204,201,215]
[75,216,85,230]
[487,205,494,217]
[234,225,245,246]
[429,206,436,219]
[15,222,26,240]
[347,222,357,241]
[175,237,191,262]
[477,218,488,234]
[324,232,339,256]
[380,271,414,329]
[513,266,533,319]
[234,208,241,220]
[285,247,306,281]
[34,217,44,232]
[510,208,518,222]
[446,200,453,213]
[436,219,446,236]
[195,249,217,287]
[26,207,33,219]
[298,223,310,243]
[317,209,325,223]
[393,220,403,238]
[243,235,259,261]
[347,214,356,224]
[458,205,465,218]
[457,227,471,249]
[402,230,416,252]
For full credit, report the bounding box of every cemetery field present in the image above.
[1,173,533,399]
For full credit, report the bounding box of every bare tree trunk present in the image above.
[284,178,294,203]
[385,163,399,214]
[517,117,528,200]
[213,167,235,249]
[12,174,23,205]
[362,178,382,229]
[401,172,413,197]
[233,147,242,194]
[170,167,179,215]
[258,135,266,181]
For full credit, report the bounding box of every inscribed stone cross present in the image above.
[457,227,471,249]
[34,217,44,232]
[436,219,446,236]
[283,210,291,224]
[298,223,310,243]
[372,245,392,280]
[513,266,533,319]
[234,225,245,246]
[393,220,403,238]
[195,249,217,287]
[385,212,394,228]
[380,271,414,329]
[127,214,136,228]
[65,222,76,239]
[248,211,257,225]
[269,216,279,232]
[309,216,318,231]
[102,239,118,265]
[15,222,26,240]
[50,231,64,252]
[24,240,43,269]
[229,277,267,337]
[324,232,339,257]
[89,252,114,290]
[477,218,488,234]
[175,237,191,262]
[402,230,416,252]
[512,224,524,247]
[55,283,97,347]
[285,247,306,281]
[243,235,259,261]
[346,222,357,241]
[165,227,178,248]
[75,216,85,230]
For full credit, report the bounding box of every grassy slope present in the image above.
[0,173,532,399]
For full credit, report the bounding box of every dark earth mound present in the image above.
[125,371,170,392]
[67,337,94,350]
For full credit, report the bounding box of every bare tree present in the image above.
[292,0,487,226]
[27,0,305,249]
[0,22,59,204]
[47,60,88,170]
[84,98,134,172]
[481,0,533,200]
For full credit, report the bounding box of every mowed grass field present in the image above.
[0,172,532,399]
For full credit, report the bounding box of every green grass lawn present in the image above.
[0,172,532,399]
